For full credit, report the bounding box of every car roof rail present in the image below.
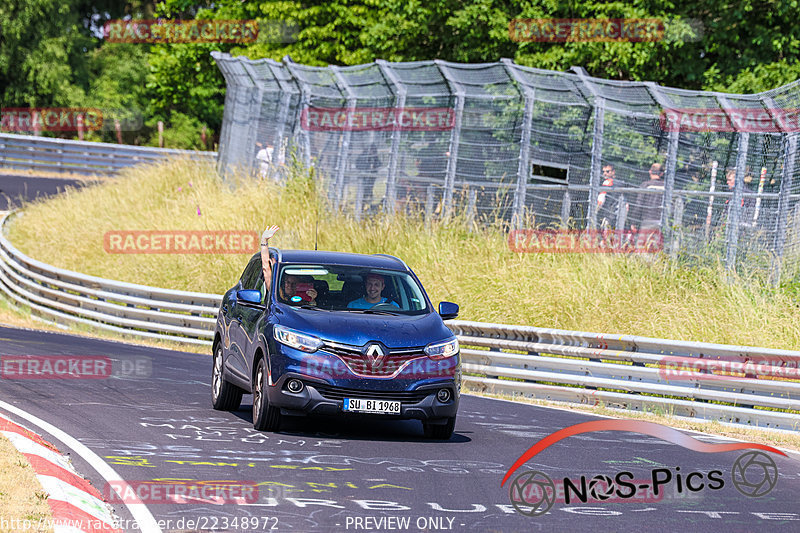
[372,253,408,270]
[270,247,282,263]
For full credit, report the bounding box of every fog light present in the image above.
[436,388,451,402]
[287,379,304,393]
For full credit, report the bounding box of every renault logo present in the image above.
[364,343,386,368]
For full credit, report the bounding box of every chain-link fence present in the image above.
[211,52,800,285]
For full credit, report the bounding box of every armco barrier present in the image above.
[0,133,216,175]
[0,212,219,345]
[1,211,798,429]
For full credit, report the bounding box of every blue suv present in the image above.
[212,248,461,439]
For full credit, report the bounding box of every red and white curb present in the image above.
[0,414,121,533]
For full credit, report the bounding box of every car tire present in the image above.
[423,417,456,440]
[211,344,243,411]
[252,358,282,431]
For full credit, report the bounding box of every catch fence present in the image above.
[211,52,800,284]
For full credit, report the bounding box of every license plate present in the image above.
[343,398,401,414]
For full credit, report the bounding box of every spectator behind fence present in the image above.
[256,142,274,180]
[597,164,626,228]
[723,169,757,228]
[630,163,665,231]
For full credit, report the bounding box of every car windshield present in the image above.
[276,265,429,315]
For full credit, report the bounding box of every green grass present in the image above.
[5,157,800,350]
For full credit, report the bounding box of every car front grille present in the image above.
[309,383,432,404]
[321,341,427,377]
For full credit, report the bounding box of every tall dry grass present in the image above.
[6,157,800,349]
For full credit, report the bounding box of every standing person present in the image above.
[256,142,274,180]
[630,163,665,231]
[723,169,756,228]
[596,164,618,228]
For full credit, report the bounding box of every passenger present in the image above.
[260,225,317,306]
[347,274,398,309]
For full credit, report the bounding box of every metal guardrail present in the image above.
[0,212,220,345]
[0,133,217,175]
[1,210,797,428]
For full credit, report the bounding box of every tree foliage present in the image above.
[2,0,800,146]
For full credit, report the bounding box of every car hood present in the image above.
[273,306,454,348]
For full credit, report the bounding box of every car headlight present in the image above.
[425,337,459,360]
[273,325,323,353]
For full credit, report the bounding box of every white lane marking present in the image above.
[0,400,162,533]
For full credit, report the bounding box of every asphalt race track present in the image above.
[0,325,799,533]
[0,173,89,210]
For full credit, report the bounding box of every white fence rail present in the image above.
[1,211,797,429]
[0,133,216,175]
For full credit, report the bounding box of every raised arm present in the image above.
[260,225,279,293]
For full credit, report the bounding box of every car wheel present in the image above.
[211,344,243,410]
[252,358,282,431]
[423,417,456,440]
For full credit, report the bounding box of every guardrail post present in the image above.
[770,133,798,285]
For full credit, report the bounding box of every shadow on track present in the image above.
[227,402,471,444]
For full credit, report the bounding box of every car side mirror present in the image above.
[237,289,264,307]
[438,301,459,320]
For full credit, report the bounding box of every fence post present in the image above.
[376,60,406,215]
[670,196,684,258]
[502,59,535,230]
[571,67,604,229]
[615,194,628,231]
[282,58,313,170]
[561,190,572,227]
[726,131,750,275]
[425,185,436,227]
[466,189,477,229]
[331,66,357,212]
[435,60,464,219]
[770,133,798,285]
[661,127,680,239]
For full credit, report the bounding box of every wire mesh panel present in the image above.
[212,53,800,285]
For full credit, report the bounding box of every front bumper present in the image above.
[266,372,459,421]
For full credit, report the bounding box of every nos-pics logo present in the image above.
[502,420,784,517]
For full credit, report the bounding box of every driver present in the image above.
[347,274,399,309]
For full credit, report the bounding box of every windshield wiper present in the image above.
[298,305,325,311]
[343,309,400,315]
